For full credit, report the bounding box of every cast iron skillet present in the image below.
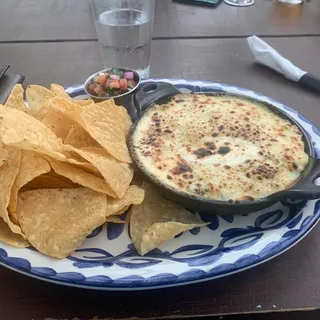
[129,82,320,214]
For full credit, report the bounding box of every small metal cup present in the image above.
[84,67,141,120]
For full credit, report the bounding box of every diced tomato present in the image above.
[99,75,107,86]
[119,78,128,91]
[109,80,120,90]
[88,69,136,97]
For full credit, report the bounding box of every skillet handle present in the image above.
[271,158,320,200]
[134,82,180,118]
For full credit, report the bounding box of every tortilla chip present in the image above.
[23,171,79,190]
[0,147,23,235]
[5,84,30,114]
[0,141,8,167]
[0,104,66,161]
[46,156,117,197]
[50,83,72,100]
[64,123,100,148]
[130,183,207,255]
[117,107,133,138]
[62,149,100,175]
[26,85,54,116]
[74,99,94,106]
[52,97,84,124]
[41,106,74,141]
[106,185,144,217]
[16,188,107,259]
[0,218,29,248]
[33,97,53,121]
[106,216,125,224]
[64,146,134,198]
[79,103,132,163]
[54,98,131,163]
[96,100,132,138]
[9,151,50,225]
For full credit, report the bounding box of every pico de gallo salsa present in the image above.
[86,68,138,98]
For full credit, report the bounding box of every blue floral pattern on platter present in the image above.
[1,78,320,291]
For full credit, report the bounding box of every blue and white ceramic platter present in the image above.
[1,78,320,291]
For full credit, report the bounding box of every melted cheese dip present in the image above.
[132,94,309,201]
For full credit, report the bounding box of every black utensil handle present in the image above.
[0,73,25,105]
[0,65,10,80]
[299,73,320,94]
[134,82,180,118]
[272,158,320,200]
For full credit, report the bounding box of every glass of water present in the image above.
[90,0,155,79]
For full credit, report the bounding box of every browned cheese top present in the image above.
[132,94,309,201]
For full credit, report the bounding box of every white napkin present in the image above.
[247,35,306,82]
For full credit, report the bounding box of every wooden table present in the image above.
[1,1,320,319]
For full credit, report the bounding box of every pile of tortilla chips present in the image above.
[0,83,206,259]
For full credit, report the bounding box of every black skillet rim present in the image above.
[129,91,315,208]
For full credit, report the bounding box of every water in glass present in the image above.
[95,7,153,79]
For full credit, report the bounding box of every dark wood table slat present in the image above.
[154,0,320,38]
[2,37,320,125]
[1,0,320,41]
